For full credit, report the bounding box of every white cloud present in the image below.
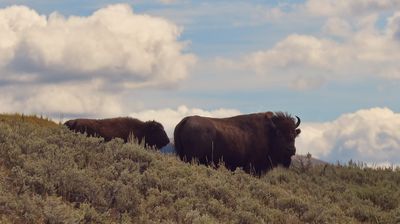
[322,17,352,37]
[305,0,400,17]
[0,81,123,117]
[129,105,241,137]
[297,107,400,165]
[387,12,400,41]
[0,4,196,88]
[0,4,197,118]
[216,34,343,89]
[158,0,178,4]
[145,2,287,27]
[217,10,400,90]
[185,1,400,91]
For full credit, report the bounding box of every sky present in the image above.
[1,0,400,165]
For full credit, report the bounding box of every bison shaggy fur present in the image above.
[173,112,301,174]
[64,117,169,149]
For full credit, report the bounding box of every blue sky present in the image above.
[1,0,400,165]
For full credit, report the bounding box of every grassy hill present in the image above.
[0,115,399,223]
[0,113,59,128]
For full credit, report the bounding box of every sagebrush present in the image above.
[0,115,399,223]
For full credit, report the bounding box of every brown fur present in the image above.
[174,112,301,174]
[64,117,169,149]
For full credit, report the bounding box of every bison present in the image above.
[173,112,301,174]
[64,117,170,149]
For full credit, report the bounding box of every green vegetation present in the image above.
[0,116,399,223]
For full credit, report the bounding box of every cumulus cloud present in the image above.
[216,34,343,89]
[218,10,400,90]
[0,4,196,117]
[205,0,400,90]
[0,81,123,117]
[129,105,241,137]
[387,12,400,41]
[322,17,352,37]
[0,4,196,88]
[297,108,400,165]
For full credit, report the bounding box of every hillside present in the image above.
[0,114,59,127]
[0,116,400,223]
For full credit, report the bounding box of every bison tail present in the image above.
[173,117,188,158]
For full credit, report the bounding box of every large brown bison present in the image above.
[174,112,301,174]
[64,117,170,149]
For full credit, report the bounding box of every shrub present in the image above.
[0,116,399,223]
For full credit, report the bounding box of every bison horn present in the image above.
[295,116,301,127]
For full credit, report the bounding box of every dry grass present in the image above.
[0,113,58,128]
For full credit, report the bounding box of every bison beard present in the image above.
[64,117,170,149]
[174,112,301,175]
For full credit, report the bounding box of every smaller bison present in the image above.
[64,117,169,149]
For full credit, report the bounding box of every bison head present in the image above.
[143,121,170,149]
[64,119,77,130]
[269,113,301,168]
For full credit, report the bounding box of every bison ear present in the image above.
[267,119,277,135]
[265,111,274,119]
[296,129,301,136]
